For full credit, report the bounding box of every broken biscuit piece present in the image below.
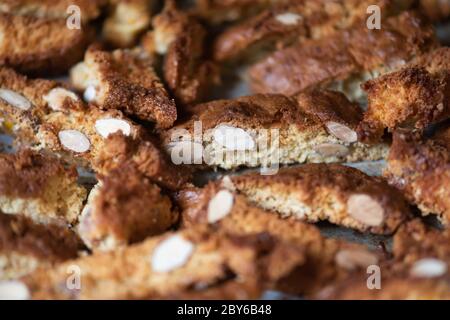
[358,47,450,143]
[419,0,450,22]
[248,11,437,102]
[163,91,388,170]
[70,46,177,128]
[0,213,82,280]
[20,225,305,299]
[219,164,410,234]
[0,13,93,76]
[0,150,87,226]
[384,129,450,225]
[102,0,153,48]
[78,163,176,252]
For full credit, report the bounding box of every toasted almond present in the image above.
[43,88,79,111]
[314,143,349,157]
[0,281,30,300]
[83,85,97,102]
[347,194,384,227]
[58,130,91,153]
[207,190,234,223]
[410,258,448,278]
[335,249,379,271]
[213,125,255,151]
[151,235,195,273]
[95,118,131,138]
[0,89,32,110]
[325,121,357,143]
[221,176,236,191]
[275,12,302,25]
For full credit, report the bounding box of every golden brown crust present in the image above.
[78,163,177,251]
[384,129,450,224]
[248,11,437,96]
[419,0,450,21]
[0,13,94,76]
[70,47,177,128]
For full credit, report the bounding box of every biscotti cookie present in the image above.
[0,150,86,226]
[142,1,217,106]
[0,13,93,76]
[248,11,437,102]
[102,0,153,48]
[70,46,177,128]
[177,185,384,295]
[0,0,106,22]
[384,129,450,225]
[213,0,412,63]
[163,91,388,170]
[218,164,410,234]
[419,0,450,21]
[0,213,82,280]
[78,163,176,252]
[18,225,306,299]
[358,47,450,143]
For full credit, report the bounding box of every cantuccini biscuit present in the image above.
[78,163,177,252]
[248,11,437,102]
[358,47,450,143]
[214,164,410,234]
[177,185,384,295]
[213,0,413,63]
[70,46,177,128]
[0,13,93,76]
[102,0,153,48]
[0,213,82,280]
[419,0,450,21]
[19,225,306,299]
[142,1,217,106]
[0,150,86,226]
[163,91,388,170]
[384,129,450,225]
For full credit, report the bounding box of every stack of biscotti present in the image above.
[0,0,449,300]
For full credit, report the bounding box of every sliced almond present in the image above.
[43,88,79,111]
[325,121,357,143]
[0,89,32,110]
[213,125,255,151]
[95,118,131,138]
[347,194,384,227]
[207,190,234,223]
[151,235,195,273]
[410,258,447,278]
[275,12,302,25]
[314,143,349,157]
[58,130,91,153]
[83,85,97,102]
[335,249,379,271]
[221,176,236,191]
[0,281,30,300]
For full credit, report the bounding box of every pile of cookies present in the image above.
[0,0,449,300]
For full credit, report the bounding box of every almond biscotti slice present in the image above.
[102,0,153,48]
[78,163,177,252]
[222,164,410,234]
[248,11,437,102]
[17,225,306,299]
[0,213,83,280]
[142,1,217,106]
[358,47,450,143]
[163,91,388,170]
[0,150,86,226]
[70,46,177,128]
[0,13,93,76]
[176,185,384,295]
[384,129,450,225]
[213,0,412,63]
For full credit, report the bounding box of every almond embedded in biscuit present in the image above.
[95,118,131,138]
[83,85,97,102]
[0,89,32,110]
[275,12,302,25]
[325,121,358,143]
[151,235,195,273]
[347,194,384,227]
[314,143,349,157]
[213,125,255,151]
[410,258,448,278]
[207,190,234,223]
[0,281,30,300]
[58,129,91,153]
[335,249,379,271]
[43,88,79,111]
